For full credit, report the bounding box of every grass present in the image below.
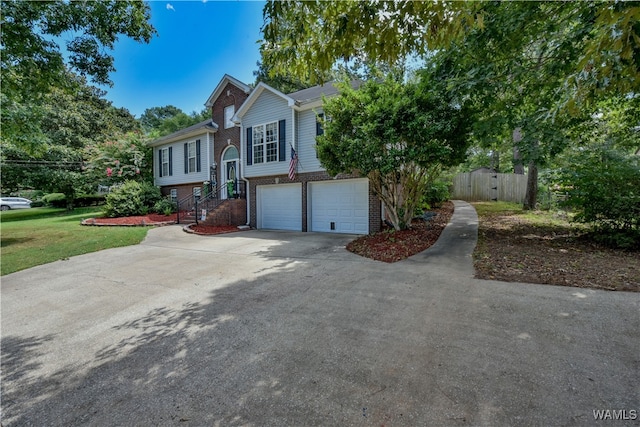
[1,207,151,275]
[472,201,573,227]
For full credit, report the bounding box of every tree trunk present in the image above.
[513,128,525,175]
[523,160,538,210]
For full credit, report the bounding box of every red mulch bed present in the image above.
[346,201,454,262]
[83,213,176,226]
[187,224,241,235]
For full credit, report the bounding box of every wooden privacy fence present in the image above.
[452,172,528,203]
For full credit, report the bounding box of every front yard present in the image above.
[473,202,639,292]
[0,207,150,275]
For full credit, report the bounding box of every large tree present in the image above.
[262,1,640,209]
[261,1,639,104]
[1,0,155,200]
[317,74,471,230]
[1,0,155,96]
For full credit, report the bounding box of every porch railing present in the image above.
[176,180,246,224]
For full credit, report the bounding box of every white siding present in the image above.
[154,132,213,187]
[296,109,324,173]
[242,90,292,178]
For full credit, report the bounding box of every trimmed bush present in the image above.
[423,180,450,208]
[75,194,106,207]
[42,193,67,208]
[153,197,177,216]
[104,181,161,218]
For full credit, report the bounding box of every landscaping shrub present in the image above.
[42,193,67,208]
[422,180,450,209]
[153,197,177,216]
[30,200,46,208]
[560,146,640,249]
[104,180,162,217]
[74,194,106,207]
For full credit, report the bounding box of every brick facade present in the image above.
[200,199,247,226]
[160,182,206,201]
[248,171,381,234]
[211,82,248,188]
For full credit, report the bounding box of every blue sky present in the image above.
[104,1,265,118]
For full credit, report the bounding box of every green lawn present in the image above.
[472,201,574,227]
[1,207,150,275]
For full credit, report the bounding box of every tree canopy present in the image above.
[317,74,471,230]
[1,0,155,96]
[261,1,639,105]
[0,0,155,202]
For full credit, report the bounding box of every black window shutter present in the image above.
[196,139,201,172]
[246,127,253,165]
[184,143,188,174]
[168,147,173,176]
[316,113,324,136]
[158,149,163,177]
[279,119,286,162]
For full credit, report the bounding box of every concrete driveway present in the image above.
[1,201,638,426]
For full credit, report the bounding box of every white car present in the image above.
[0,197,32,210]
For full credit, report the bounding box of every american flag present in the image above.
[288,147,298,180]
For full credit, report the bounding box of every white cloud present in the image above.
[166,3,175,12]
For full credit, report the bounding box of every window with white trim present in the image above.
[161,148,170,177]
[252,122,278,164]
[187,141,197,173]
[170,188,177,202]
[224,105,235,129]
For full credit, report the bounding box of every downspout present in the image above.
[292,107,296,154]
[239,123,251,226]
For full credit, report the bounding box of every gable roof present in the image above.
[233,81,295,120]
[147,119,218,147]
[234,80,363,120]
[288,80,363,109]
[204,74,251,108]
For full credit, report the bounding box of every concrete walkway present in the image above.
[1,201,638,426]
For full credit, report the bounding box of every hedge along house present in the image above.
[234,81,381,234]
[148,74,250,224]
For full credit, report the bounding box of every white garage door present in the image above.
[257,183,302,231]
[309,179,369,234]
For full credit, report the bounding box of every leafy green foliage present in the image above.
[262,1,639,104]
[42,193,67,208]
[317,74,471,230]
[0,0,152,202]
[103,181,161,218]
[153,197,177,216]
[141,106,210,137]
[84,132,153,188]
[261,1,474,84]
[561,146,639,249]
[422,181,451,209]
[1,0,155,93]
[253,59,328,94]
[558,98,640,249]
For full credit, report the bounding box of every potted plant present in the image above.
[226,180,235,198]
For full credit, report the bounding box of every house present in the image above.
[150,76,381,234]
[149,74,250,224]
[234,81,381,234]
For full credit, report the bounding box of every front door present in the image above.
[222,146,239,199]
[224,160,238,198]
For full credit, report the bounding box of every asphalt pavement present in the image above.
[1,201,638,426]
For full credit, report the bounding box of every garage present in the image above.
[309,179,369,234]
[257,183,302,231]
